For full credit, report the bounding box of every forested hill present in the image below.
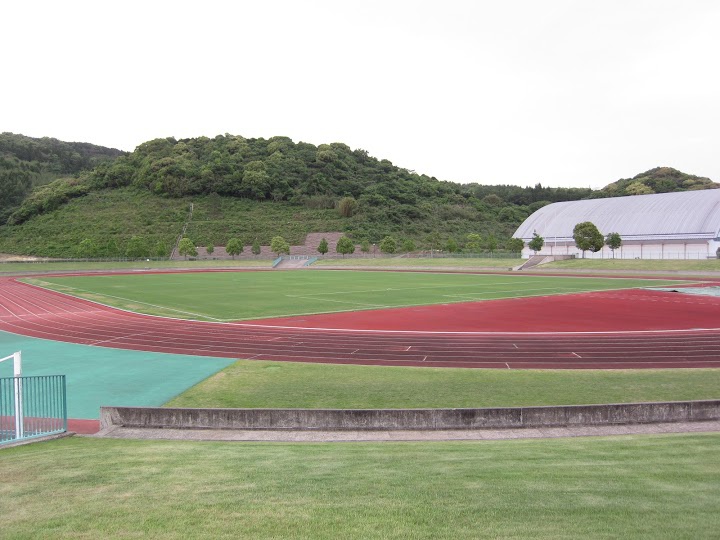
[6,134,592,227]
[0,132,125,221]
[596,167,718,197]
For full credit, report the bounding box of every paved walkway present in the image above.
[93,420,720,442]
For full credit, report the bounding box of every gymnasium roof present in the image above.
[513,189,720,242]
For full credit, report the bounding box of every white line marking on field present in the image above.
[513,343,518,349]
[405,346,412,351]
[505,362,511,369]
[422,356,427,362]
[572,352,582,358]
[284,294,390,308]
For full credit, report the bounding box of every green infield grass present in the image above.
[26,270,694,321]
[166,360,720,409]
[1,434,718,539]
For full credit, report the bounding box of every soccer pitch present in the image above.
[27,270,692,321]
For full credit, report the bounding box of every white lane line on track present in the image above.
[571,352,582,358]
[91,331,157,346]
[231,322,720,336]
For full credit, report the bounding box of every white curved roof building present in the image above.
[513,190,720,259]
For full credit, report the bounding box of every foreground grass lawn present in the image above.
[28,270,691,321]
[166,360,720,409]
[1,435,718,539]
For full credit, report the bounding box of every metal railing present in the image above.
[0,375,67,445]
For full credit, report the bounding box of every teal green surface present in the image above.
[0,331,234,419]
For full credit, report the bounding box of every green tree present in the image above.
[483,194,503,206]
[625,182,654,196]
[485,234,498,254]
[178,237,197,259]
[126,235,149,258]
[528,233,544,254]
[252,238,261,257]
[466,233,482,253]
[0,169,32,221]
[508,237,524,254]
[605,232,622,258]
[154,241,169,258]
[241,161,270,199]
[77,238,99,258]
[336,236,355,257]
[360,239,371,256]
[317,237,329,256]
[573,221,604,258]
[226,238,243,259]
[337,197,358,217]
[206,244,215,256]
[426,232,442,256]
[380,235,397,254]
[402,239,416,252]
[270,236,290,257]
[446,237,459,253]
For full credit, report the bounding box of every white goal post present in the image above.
[0,351,23,439]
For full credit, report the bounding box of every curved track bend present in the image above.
[1,276,720,369]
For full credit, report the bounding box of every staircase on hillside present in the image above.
[295,233,344,256]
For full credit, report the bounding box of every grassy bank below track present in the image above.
[166,360,720,409]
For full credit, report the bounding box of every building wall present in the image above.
[522,240,714,260]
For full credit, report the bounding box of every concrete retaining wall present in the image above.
[100,400,720,431]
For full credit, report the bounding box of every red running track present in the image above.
[1,275,720,370]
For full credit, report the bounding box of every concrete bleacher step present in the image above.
[274,258,310,269]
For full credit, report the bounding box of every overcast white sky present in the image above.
[2,0,718,188]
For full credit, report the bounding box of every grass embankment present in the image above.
[0,190,348,258]
[545,258,720,273]
[317,256,720,274]
[2,435,718,539]
[0,189,189,257]
[313,256,519,268]
[167,360,720,409]
[27,271,690,321]
[0,258,270,275]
